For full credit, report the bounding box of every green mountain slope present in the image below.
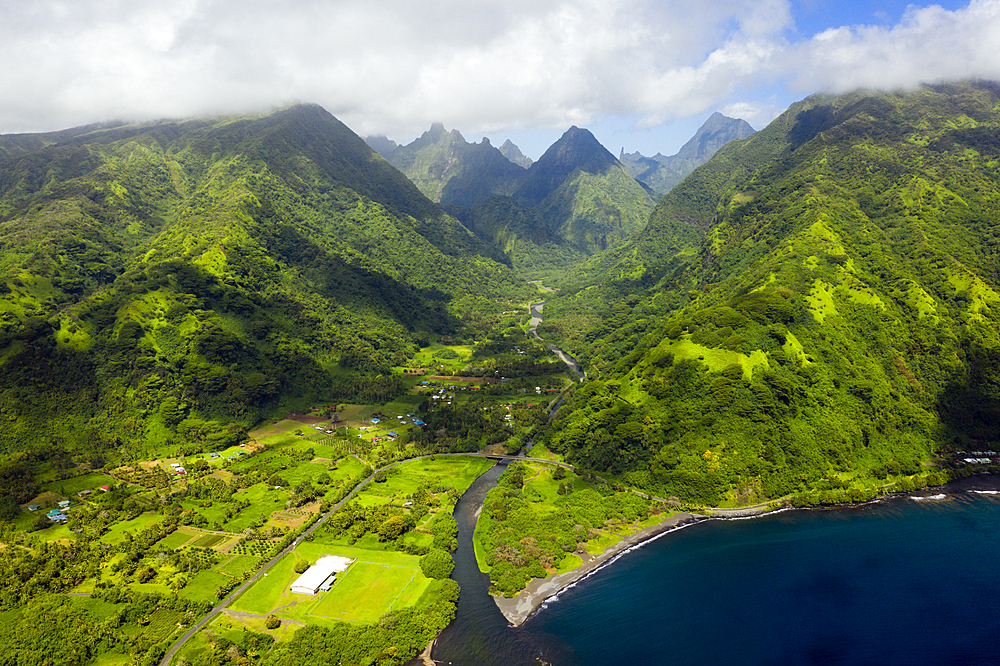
[620,112,756,198]
[512,127,654,255]
[0,105,529,458]
[542,81,1000,505]
[422,126,654,284]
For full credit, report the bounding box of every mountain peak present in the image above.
[499,139,532,168]
[380,123,526,207]
[620,112,757,197]
[675,113,756,161]
[513,126,620,207]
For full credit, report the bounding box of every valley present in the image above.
[1,81,1000,666]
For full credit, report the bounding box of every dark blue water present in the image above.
[432,477,1000,666]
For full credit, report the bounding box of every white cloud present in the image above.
[1,0,1000,154]
[0,0,792,136]
[718,100,783,130]
[788,0,1000,93]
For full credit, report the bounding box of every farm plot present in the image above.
[219,554,262,578]
[99,513,166,545]
[43,472,116,495]
[191,533,227,548]
[360,456,494,500]
[158,529,196,550]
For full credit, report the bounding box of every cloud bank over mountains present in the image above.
[2,0,998,145]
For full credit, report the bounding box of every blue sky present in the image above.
[1,0,997,159]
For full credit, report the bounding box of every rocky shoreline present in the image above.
[491,511,702,626]
[489,499,801,627]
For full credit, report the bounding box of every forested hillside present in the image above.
[541,82,1000,504]
[0,105,529,462]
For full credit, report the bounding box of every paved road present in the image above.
[159,462,383,666]
[159,448,788,664]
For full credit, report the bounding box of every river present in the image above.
[528,301,584,382]
[430,462,576,665]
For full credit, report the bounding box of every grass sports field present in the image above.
[309,560,429,623]
[231,543,431,624]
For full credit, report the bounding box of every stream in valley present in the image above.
[528,301,584,382]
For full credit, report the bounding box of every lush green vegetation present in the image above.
[394,126,656,286]
[0,104,532,467]
[477,461,663,596]
[0,400,507,666]
[376,123,526,208]
[208,455,490,665]
[5,82,1000,665]
[541,82,1000,506]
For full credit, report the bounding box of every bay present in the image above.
[434,477,1000,665]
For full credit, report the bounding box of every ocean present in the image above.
[431,473,1000,666]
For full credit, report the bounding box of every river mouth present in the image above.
[430,462,578,665]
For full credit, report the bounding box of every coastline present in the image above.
[485,487,959,627]
[491,511,702,626]
[414,479,991,664]
[491,500,798,627]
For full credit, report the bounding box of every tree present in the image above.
[29,514,50,531]
[0,494,19,521]
[377,515,409,541]
[265,614,280,629]
[160,396,188,428]
[294,559,311,574]
[419,549,455,579]
[267,474,289,487]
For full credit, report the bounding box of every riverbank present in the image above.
[491,511,702,626]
